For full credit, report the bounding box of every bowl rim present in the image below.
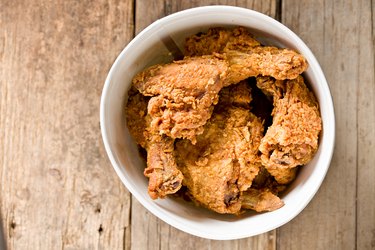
[100,5,335,240]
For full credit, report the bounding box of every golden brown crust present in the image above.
[257,76,322,184]
[126,27,319,214]
[125,88,183,199]
[125,87,150,148]
[186,27,308,82]
[184,27,260,56]
[133,56,229,143]
[144,135,183,199]
[174,84,264,214]
[241,188,284,212]
[133,28,307,143]
[225,47,308,83]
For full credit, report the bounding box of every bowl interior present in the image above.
[100,6,335,240]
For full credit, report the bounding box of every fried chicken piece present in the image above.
[216,83,263,192]
[126,88,183,199]
[144,135,183,199]
[241,188,284,212]
[134,56,229,144]
[126,87,149,148]
[133,37,307,143]
[267,167,298,185]
[225,48,307,84]
[175,87,264,214]
[256,76,322,184]
[242,166,286,212]
[185,27,261,56]
[185,27,308,80]
[252,166,286,194]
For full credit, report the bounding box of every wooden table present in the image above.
[1,0,374,249]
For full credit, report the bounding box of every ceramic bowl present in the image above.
[100,6,335,240]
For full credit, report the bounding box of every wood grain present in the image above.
[0,0,134,249]
[1,0,375,249]
[132,1,278,250]
[357,0,375,249]
[279,0,375,249]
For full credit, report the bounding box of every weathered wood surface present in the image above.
[280,0,375,249]
[0,0,134,249]
[0,0,374,250]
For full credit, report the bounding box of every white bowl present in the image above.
[100,6,335,240]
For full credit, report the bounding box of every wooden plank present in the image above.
[132,1,278,249]
[357,1,375,249]
[135,1,279,32]
[0,0,134,249]
[278,0,365,249]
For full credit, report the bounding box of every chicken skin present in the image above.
[185,27,307,80]
[256,76,322,184]
[185,27,261,56]
[241,188,284,212]
[126,88,183,199]
[133,27,307,143]
[125,27,318,214]
[133,56,229,144]
[174,83,264,214]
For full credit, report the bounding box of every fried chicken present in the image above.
[133,56,229,144]
[185,27,260,56]
[125,87,149,148]
[125,27,319,214]
[256,76,322,184]
[126,88,183,199]
[251,166,286,194]
[240,166,285,212]
[133,27,307,143]
[174,83,264,214]
[241,188,284,212]
[185,27,308,80]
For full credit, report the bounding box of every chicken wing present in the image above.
[133,30,307,143]
[133,56,229,144]
[175,84,264,214]
[185,27,308,80]
[257,76,322,184]
[126,88,183,199]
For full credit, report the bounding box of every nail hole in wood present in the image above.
[98,224,103,235]
[95,204,101,213]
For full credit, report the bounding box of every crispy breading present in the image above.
[125,27,319,214]
[185,27,261,56]
[225,47,307,84]
[133,31,307,143]
[174,84,264,214]
[241,188,284,212]
[186,27,307,81]
[126,88,183,199]
[257,76,322,184]
[133,56,229,144]
[144,134,183,199]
